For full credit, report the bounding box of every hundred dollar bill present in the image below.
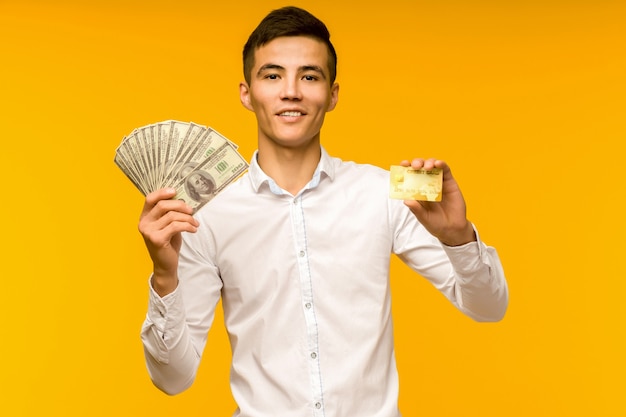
[118,129,152,194]
[115,120,249,211]
[389,165,443,202]
[161,121,209,187]
[172,141,249,213]
[114,136,148,195]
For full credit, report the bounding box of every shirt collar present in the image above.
[248,146,336,195]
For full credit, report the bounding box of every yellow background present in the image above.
[1,0,624,415]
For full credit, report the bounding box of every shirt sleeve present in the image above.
[391,201,509,322]
[140,228,223,395]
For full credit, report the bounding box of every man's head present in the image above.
[243,6,337,86]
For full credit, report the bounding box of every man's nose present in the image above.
[280,78,302,100]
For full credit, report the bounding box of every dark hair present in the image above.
[242,6,337,85]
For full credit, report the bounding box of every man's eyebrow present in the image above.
[256,64,327,79]
[300,65,327,79]
[256,64,284,76]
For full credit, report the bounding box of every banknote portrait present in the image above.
[184,169,216,203]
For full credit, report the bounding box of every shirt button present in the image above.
[299,250,305,257]
[305,302,312,309]
[315,402,322,409]
[311,352,317,359]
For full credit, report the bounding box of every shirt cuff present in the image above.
[147,277,186,333]
[440,224,489,276]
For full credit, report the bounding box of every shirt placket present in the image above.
[290,195,325,416]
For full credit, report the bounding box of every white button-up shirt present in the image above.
[141,147,508,417]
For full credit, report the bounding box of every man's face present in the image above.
[240,36,339,150]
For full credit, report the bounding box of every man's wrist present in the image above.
[439,221,476,247]
[151,273,179,297]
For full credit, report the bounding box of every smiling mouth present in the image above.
[279,111,303,117]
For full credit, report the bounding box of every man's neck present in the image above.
[257,141,321,196]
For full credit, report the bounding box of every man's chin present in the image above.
[270,133,320,148]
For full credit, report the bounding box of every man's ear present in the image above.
[239,82,254,111]
[327,82,340,112]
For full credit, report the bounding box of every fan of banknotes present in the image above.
[114,120,249,213]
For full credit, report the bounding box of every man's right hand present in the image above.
[138,188,199,296]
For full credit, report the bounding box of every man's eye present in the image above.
[303,75,317,81]
[266,74,279,80]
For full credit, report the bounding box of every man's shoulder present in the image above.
[331,156,389,179]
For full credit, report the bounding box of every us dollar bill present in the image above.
[172,141,249,213]
[114,120,249,212]
[389,165,443,202]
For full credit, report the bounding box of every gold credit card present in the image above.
[389,165,443,201]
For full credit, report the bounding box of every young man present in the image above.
[139,6,508,417]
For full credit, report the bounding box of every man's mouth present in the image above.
[279,111,303,117]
